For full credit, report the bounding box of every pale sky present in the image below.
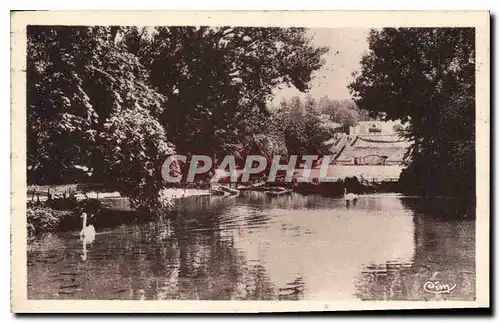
[272,28,371,104]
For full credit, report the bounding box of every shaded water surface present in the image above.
[27,192,475,301]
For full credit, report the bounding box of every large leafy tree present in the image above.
[349,28,475,199]
[27,25,328,207]
[276,95,338,157]
[122,27,329,161]
[27,26,173,206]
[27,26,100,183]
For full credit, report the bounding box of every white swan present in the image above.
[80,212,96,240]
[79,212,96,260]
[344,188,358,202]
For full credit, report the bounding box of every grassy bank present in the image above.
[26,185,212,238]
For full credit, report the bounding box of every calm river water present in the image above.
[27,192,475,301]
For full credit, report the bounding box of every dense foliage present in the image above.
[122,27,328,160]
[349,28,475,200]
[27,206,73,237]
[273,95,368,156]
[27,26,328,207]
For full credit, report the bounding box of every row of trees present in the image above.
[314,97,371,128]
[28,26,476,204]
[27,26,329,206]
[271,96,369,156]
[349,28,475,201]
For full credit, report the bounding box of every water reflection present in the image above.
[27,193,475,301]
[355,197,475,301]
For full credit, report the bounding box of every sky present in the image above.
[272,28,371,104]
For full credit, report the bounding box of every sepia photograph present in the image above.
[11,11,490,312]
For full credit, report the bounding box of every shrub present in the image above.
[27,205,73,237]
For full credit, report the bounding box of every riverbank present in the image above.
[27,186,213,238]
[26,177,403,237]
[27,206,73,237]
[160,188,210,199]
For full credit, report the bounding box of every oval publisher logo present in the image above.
[423,281,457,294]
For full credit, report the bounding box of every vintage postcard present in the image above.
[11,11,490,312]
